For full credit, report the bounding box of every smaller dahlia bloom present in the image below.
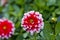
[0,18,15,39]
[21,11,44,35]
[1,0,7,6]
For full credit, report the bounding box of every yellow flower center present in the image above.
[30,19,34,23]
[3,26,6,30]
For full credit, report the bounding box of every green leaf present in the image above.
[3,13,9,19]
[43,21,55,40]
[8,0,14,3]
[55,9,60,16]
[15,21,20,28]
[15,0,25,5]
[8,5,14,11]
[23,32,28,38]
[42,12,51,20]
[55,22,60,35]
[0,7,3,12]
[47,0,56,6]
[56,0,60,6]
[16,34,24,40]
[56,34,60,40]
[34,0,46,8]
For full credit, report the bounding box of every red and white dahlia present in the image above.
[21,11,44,35]
[0,18,15,39]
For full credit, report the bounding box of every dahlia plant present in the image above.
[21,11,44,35]
[0,18,15,39]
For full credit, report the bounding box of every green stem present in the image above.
[33,33,37,40]
[52,23,56,40]
[52,12,56,17]
[3,39,7,40]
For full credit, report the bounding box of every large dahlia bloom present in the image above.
[21,11,44,35]
[0,18,15,39]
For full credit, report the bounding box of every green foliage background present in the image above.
[0,0,60,40]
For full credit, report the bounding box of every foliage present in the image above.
[0,0,60,40]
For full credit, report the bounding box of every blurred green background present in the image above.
[0,0,60,40]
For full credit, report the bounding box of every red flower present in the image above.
[0,18,15,39]
[21,11,44,35]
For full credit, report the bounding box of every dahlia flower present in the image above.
[21,11,44,35]
[0,18,15,39]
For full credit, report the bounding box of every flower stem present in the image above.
[33,33,37,40]
[52,23,56,40]
[4,39,7,40]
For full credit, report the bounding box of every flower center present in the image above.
[30,19,34,23]
[3,26,7,30]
